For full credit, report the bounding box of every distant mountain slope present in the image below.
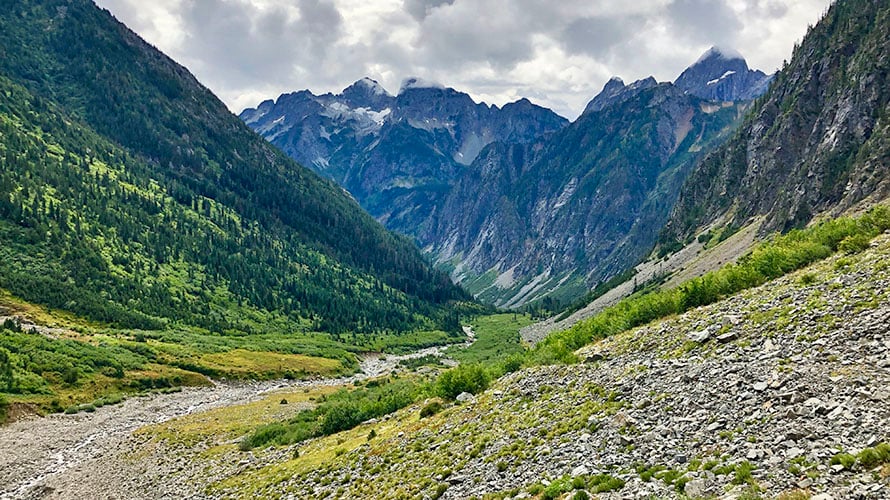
[0,0,467,335]
[662,0,890,246]
[426,82,748,307]
[240,79,568,237]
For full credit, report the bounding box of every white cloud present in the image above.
[94,0,832,119]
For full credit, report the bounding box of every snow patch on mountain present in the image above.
[707,70,737,85]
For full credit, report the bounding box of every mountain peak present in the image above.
[583,76,657,115]
[343,77,393,98]
[675,46,771,101]
[399,76,446,94]
[695,45,746,64]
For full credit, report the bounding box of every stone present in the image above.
[684,478,711,498]
[752,382,768,392]
[717,331,739,343]
[811,494,835,500]
[571,465,589,477]
[456,392,476,403]
[584,352,605,363]
[688,328,713,343]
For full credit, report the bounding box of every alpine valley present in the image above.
[1,0,889,499]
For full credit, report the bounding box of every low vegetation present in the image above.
[527,206,890,364]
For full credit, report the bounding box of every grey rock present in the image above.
[456,392,476,404]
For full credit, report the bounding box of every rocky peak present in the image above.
[340,77,394,110]
[674,46,773,101]
[583,76,658,114]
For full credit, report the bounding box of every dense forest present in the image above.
[0,0,472,337]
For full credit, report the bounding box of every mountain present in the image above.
[424,82,748,307]
[674,46,774,101]
[661,0,890,247]
[240,79,568,236]
[0,0,468,336]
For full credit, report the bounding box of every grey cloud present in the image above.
[177,0,343,88]
[95,0,833,119]
[559,15,647,59]
[403,0,455,21]
[665,0,742,47]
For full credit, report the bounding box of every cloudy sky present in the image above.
[93,0,832,119]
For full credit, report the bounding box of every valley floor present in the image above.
[0,345,460,499]
[5,237,890,499]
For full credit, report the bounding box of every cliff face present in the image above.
[663,0,890,245]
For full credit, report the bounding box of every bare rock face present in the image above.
[242,54,768,307]
[239,79,568,240]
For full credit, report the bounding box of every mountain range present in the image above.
[242,48,772,307]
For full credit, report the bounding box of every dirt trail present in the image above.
[0,330,475,499]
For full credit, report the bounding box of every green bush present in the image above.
[434,364,489,400]
[420,401,444,418]
[838,233,871,254]
[830,452,856,470]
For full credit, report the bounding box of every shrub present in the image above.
[838,233,871,254]
[420,401,444,418]
[434,364,489,400]
[830,452,856,470]
[431,483,448,500]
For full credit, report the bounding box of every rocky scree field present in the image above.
[201,232,890,499]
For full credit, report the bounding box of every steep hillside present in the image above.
[240,79,568,237]
[662,0,890,247]
[0,0,468,336]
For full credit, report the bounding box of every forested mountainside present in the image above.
[245,50,768,308]
[661,0,890,248]
[240,79,568,237]
[0,0,468,336]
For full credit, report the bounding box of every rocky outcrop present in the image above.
[425,83,748,307]
[582,76,658,115]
